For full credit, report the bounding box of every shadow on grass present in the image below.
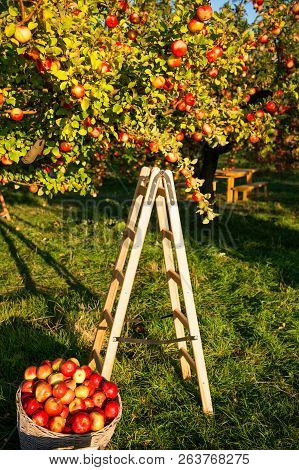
[0,219,100,303]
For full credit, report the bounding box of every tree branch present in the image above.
[18,0,26,21]
[19,0,43,25]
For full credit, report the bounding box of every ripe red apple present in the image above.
[184,93,196,106]
[89,373,103,388]
[69,398,86,414]
[83,380,96,397]
[84,397,95,411]
[59,142,72,152]
[102,381,119,399]
[10,108,24,121]
[52,358,64,371]
[60,360,78,378]
[71,84,85,99]
[75,385,89,399]
[149,142,159,153]
[202,123,212,135]
[255,109,264,118]
[71,412,91,434]
[23,397,42,416]
[0,93,5,105]
[265,101,277,113]
[167,55,182,67]
[151,76,166,89]
[60,405,69,419]
[286,58,295,69]
[259,34,268,44]
[119,131,129,143]
[36,58,52,74]
[193,132,203,142]
[104,401,120,419]
[37,364,53,380]
[90,410,105,432]
[177,100,187,112]
[32,410,49,428]
[81,365,92,379]
[206,47,221,63]
[35,382,52,403]
[247,113,255,122]
[171,40,187,57]
[188,18,204,33]
[49,416,66,433]
[197,5,213,22]
[165,153,178,163]
[1,155,12,165]
[44,397,63,417]
[73,368,86,384]
[126,29,138,41]
[21,380,34,394]
[92,391,106,408]
[53,382,68,399]
[29,183,38,194]
[105,14,119,28]
[89,127,102,139]
[14,26,32,44]
[24,366,37,381]
[69,358,80,367]
[130,12,140,24]
[250,135,259,143]
[61,388,75,405]
[176,131,184,142]
[208,68,218,78]
[192,192,203,203]
[48,372,65,386]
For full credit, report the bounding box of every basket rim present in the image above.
[17,385,122,440]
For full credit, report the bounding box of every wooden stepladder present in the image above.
[0,191,11,221]
[89,167,213,415]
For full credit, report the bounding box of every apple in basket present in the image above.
[20,357,120,435]
[104,401,120,420]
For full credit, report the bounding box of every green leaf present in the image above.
[53,70,69,81]
[28,22,38,31]
[5,24,16,38]
[81,97,90,112]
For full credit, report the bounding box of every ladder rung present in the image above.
[157,187,166,197]
[173,309,189,330]
[167,269,181,285]
[102,309,114,328]
[124,227,136,241]
[113,269,125,285]
[161,229,174,242]
[138,186,147,196]
[179,348,196,372]
[113,336,197,345]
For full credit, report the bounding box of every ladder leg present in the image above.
[156,182,191,380]
[101,168,161,380]
[163,171,213,415]
[89,167,151,370]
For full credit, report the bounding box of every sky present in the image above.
[211,0,257,24]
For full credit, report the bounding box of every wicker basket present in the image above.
[16,387,122,450]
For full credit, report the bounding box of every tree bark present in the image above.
[195,142,232,200]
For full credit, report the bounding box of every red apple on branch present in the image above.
[10,108,24,121]
[71,84,85,99]
[196,5,213,22]
[171,40,187,57]
[105,14,119,28]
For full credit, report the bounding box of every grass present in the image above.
[0,170,298,450]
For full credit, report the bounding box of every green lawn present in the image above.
[0,171,298,450]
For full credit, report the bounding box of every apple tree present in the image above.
[0,0,287,223]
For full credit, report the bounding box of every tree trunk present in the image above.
[195,142,232,201]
